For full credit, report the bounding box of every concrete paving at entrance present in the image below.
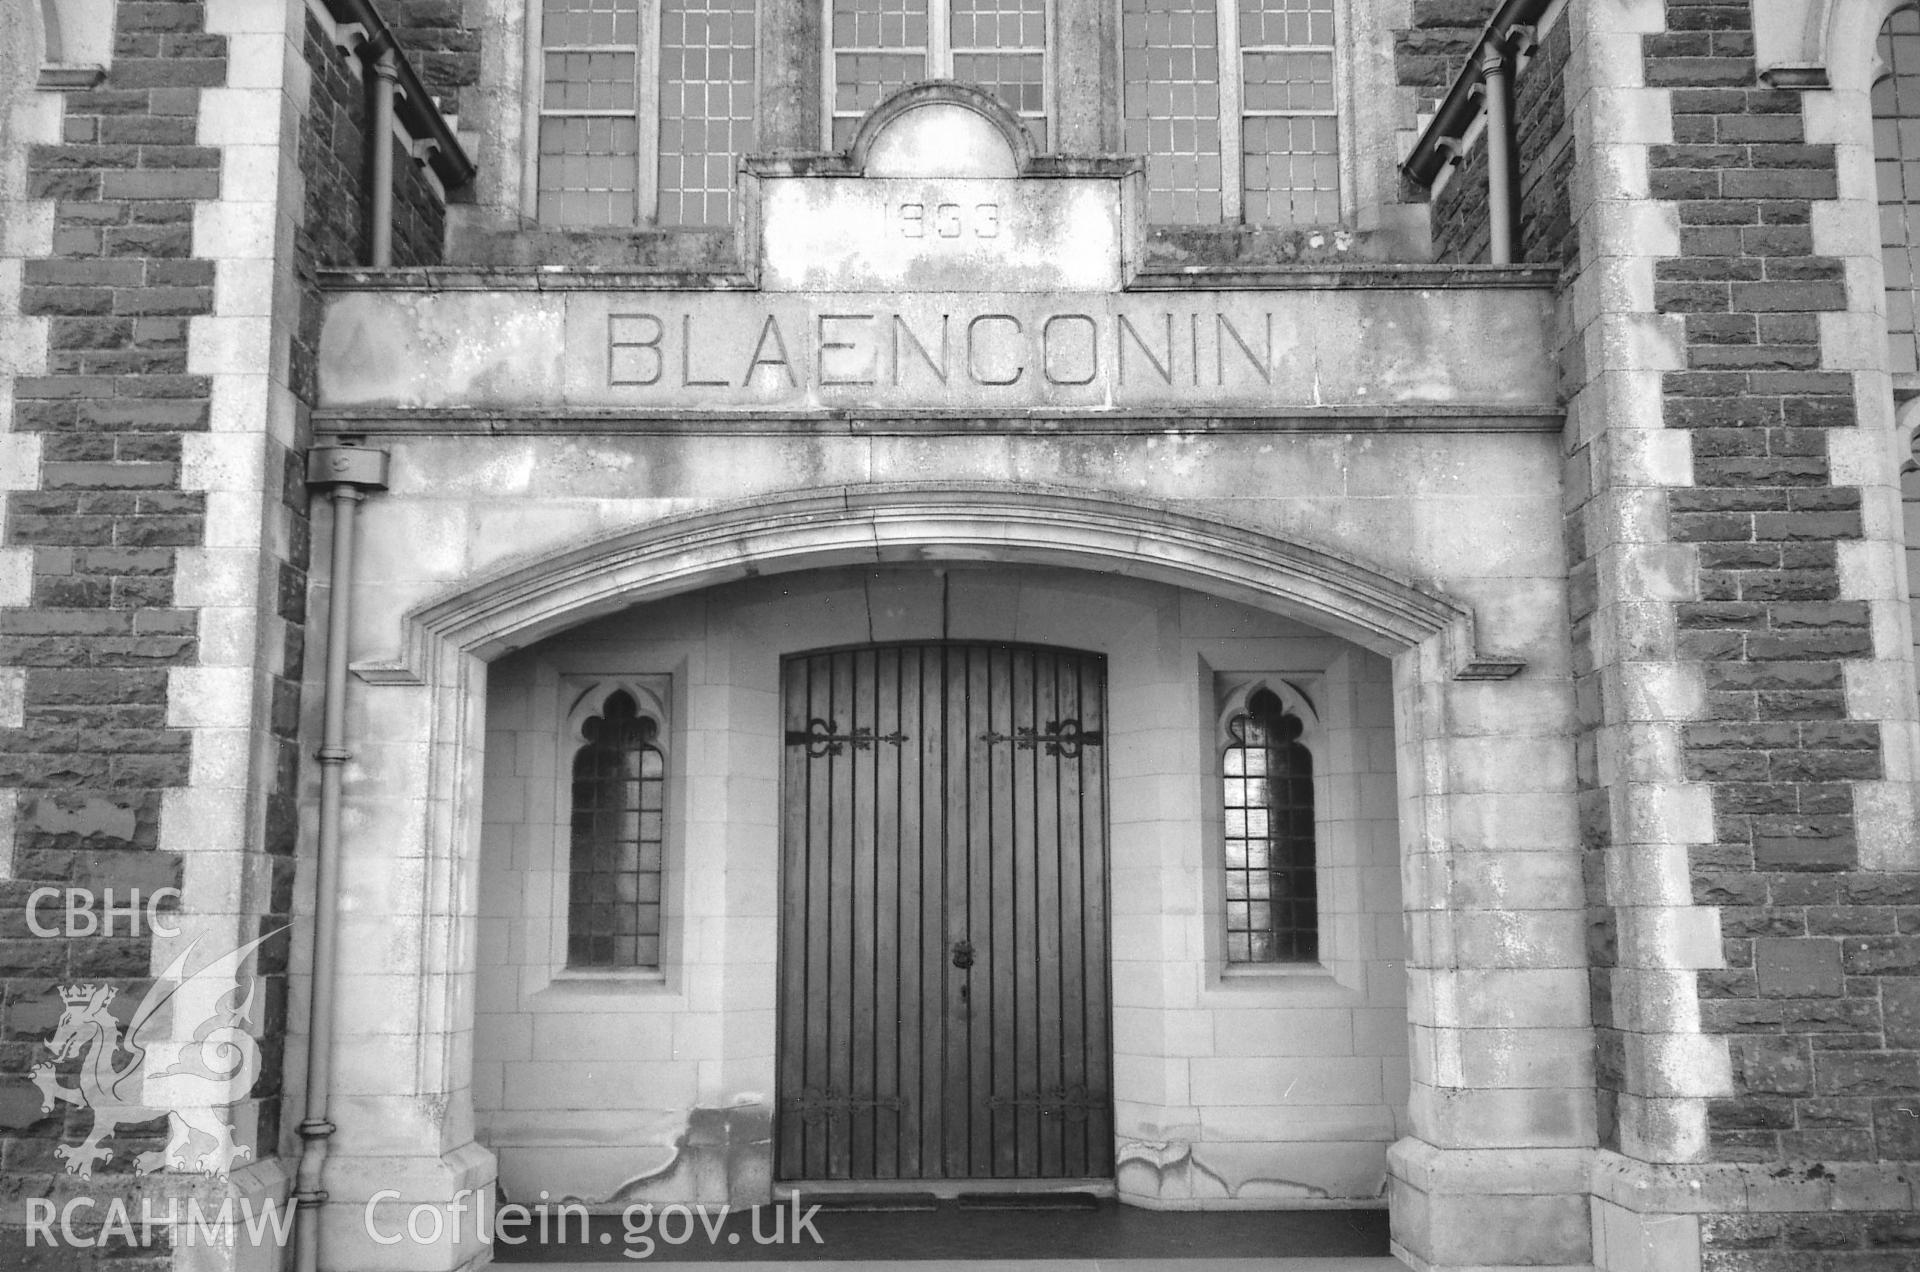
[493,1201,1393,1265]
[549,1261,1409,1271]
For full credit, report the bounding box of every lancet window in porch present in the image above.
[1222,687,1317,962]
[568,690,667,967]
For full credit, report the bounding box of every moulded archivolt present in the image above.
[350,482,1521,689]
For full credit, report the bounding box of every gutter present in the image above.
[324,0,476,190]
[1401,0,1557,189]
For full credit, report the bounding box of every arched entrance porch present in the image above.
[305,483,1593,1272]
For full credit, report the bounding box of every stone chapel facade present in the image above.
[2,2,1919,1271]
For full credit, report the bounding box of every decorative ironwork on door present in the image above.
[777,643,1112,1181]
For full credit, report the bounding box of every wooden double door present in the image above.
[776,642,1113,1181]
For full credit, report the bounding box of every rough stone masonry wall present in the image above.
[1399,1,1495,263]
[0,0,263,1255]
[1634,0,1920,1263]
[386,1,482,121]
[1432,130,1496,263]
[1396,0,1495,115]
[1645,0,1920,1163]
[0,0,457,1251]
[1515,12,1577,273]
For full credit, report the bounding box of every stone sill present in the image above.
[1128,263,1560,291]
[317,266,759,292]
[37,64,106,90]
[313,406,1566,438]
[315,262,1559,294]
[1590,1149,1918,1213]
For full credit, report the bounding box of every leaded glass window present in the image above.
[569,690,666,967]
[537,0,757,229]
[1880,8,1920,721]
[1222,688,1317,962]
[1877,5,1920,374]
[1122,0,1341,226]
[829,0,1049,149]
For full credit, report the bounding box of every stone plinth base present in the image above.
[1387,1138,1593,1271]
[322,1140,498,1272]
[1591,1151,1920,1272]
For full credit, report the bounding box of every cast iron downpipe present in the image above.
[369,44,398,267]
[1480,44,1515,265]
[295,447,390,1272]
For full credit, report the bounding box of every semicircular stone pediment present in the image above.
[861,98,1020,178]
[850,82,1031,178]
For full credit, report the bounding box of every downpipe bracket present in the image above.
[308,446,390,491]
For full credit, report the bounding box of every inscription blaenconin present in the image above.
[602,302,1286,402]
[319,288,1557,415]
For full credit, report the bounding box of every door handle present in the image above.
[950,939,975,970]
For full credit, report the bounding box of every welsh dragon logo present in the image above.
[32,929,280,1179]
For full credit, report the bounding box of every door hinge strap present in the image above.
[978,719,1103,756]
[784,717,910,757]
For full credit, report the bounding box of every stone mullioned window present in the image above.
[535,0,758,228]
[1121,0,1340,227]
[524,0,1378,233]
[829,0,1050,147]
